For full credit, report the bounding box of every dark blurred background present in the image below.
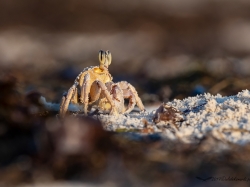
[1,0,250,105]
[2,1,250,186]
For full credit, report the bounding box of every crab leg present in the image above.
[96,80,118,115]
[110,84,124,113]
[59,94,66,115]
[71,88,78,104]
[60,84,77,117]
[128,84,145,112]
[80,73,92,115]
[123,94,136,114]
[117,81,145,113]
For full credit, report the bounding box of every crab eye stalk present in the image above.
[99,50,105,70]
[106,50,112,66]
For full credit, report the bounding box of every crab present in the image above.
[59,50,145,117]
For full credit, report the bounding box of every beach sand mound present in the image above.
[94,90,250,145]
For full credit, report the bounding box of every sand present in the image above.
[42,89,250,145]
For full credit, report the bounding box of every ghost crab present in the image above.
[59,50,145,117]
